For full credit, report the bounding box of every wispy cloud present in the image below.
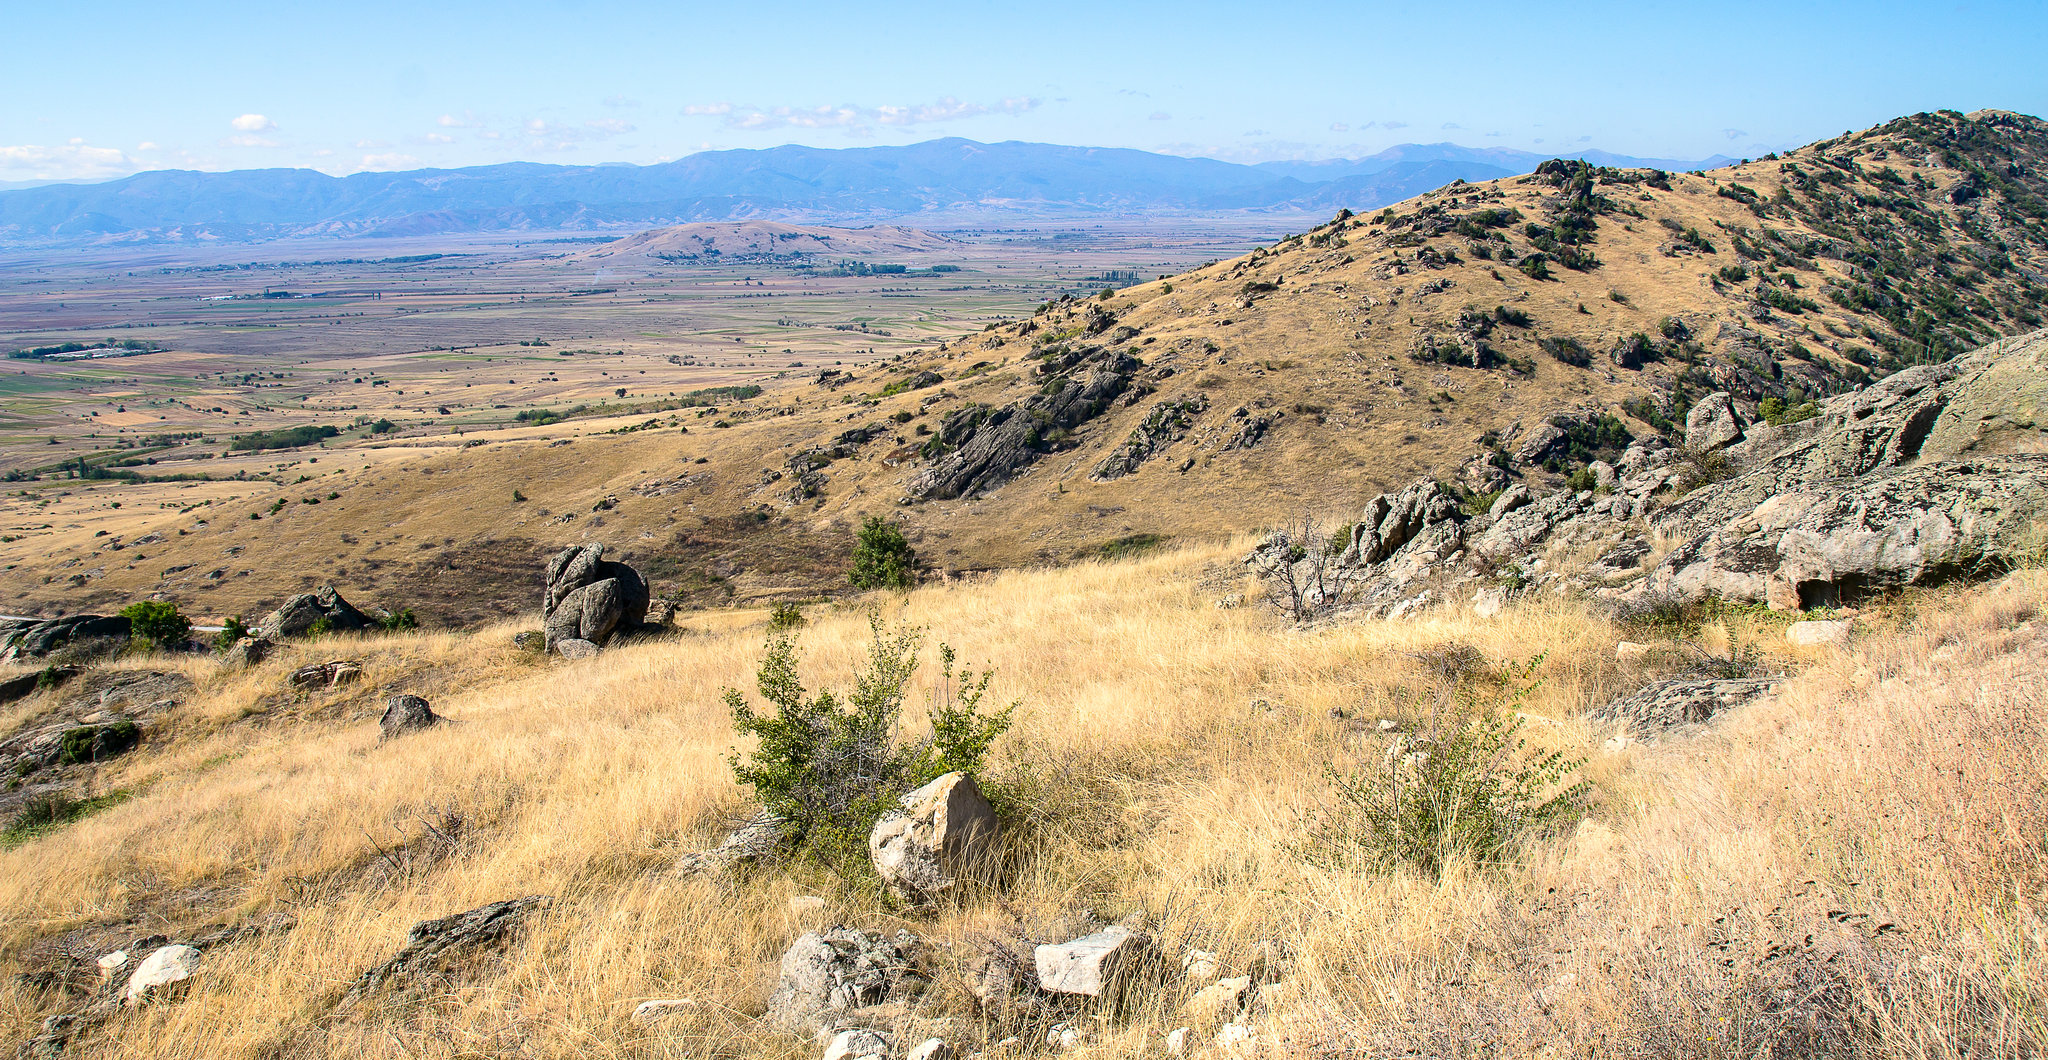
[602,94,640,108]
[697,96,1037,133]
[0,141,137,180]
[1723,127,1749,140]
[420,132,456,144]
[1442,122,1462,130]
[1329,122,1349,132]
[231,113,276,133]
[359,152,419,171]
[438,112,484,129]
[584,118,635,134]
[1149,111,1171,121]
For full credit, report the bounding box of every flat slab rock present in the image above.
[1034,925,1156,997]
[1591,677,1780,733]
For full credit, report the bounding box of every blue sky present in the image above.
[5,0,2044,181]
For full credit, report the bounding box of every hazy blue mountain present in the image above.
[0,137,1734,245]
[1253,142,1735,182]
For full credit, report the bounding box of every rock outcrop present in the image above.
[542,544,649,655]
[911,346,1139,500]
[121,944,200,1005]
[0,615,130,663]
[867,772,999,904]
[341,895,552,1004]
[1251,329,2048,617]
[1034,926,1156,998]
[254,586,371,640]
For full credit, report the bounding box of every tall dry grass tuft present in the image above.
[0,544,2043,1058]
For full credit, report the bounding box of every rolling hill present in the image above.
[577,222,961,264]
[3,109,2044,625]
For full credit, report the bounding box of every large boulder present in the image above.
[765,927,925,1037]
[1590,678,1781,734]
[867,772,999,904]
[541,544,649,654]
[254,586,370,640]
[1684,392,1747,452]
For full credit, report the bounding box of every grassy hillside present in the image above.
[3,544,2044,1057]
[5,109,2046,625]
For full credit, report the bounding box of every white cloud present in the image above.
[584,118,635,134]
[683,102,734,116]
[355,139,391,149]
[136,141,159,151]
[1329,122,1349,132]
[224,134,280,148]
[1723,127,1749,140]
[231,113,276,132]
[1442,122,1462,130]
[1149,111,1171,121]
[602,94,640,108]
[0,142,137,180]
[422,132,456,144]
[359,152,420,171]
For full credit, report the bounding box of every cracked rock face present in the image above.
[868,772,999,904]
[765,928,925,1036]
[911,347,1139,500]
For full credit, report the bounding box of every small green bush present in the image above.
[724,614,1015,869]
[56,722,141,765]
[1,790,131,849]
[377,608,419,632]
[120,601,190,650]
[768,602,805,632]
[849,516,916,590]
[1310,673,1587,878]
[214,615,249,652]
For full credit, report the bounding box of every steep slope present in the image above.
[5,110,2046,625]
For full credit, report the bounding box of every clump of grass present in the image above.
[2,790,131,849]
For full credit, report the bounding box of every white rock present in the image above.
[1786,619,1852,647]
[1187,975,1252,1023]
[1180,947,1220,982]
[1615,640,1650,661]
[822,1029,890,1060]
[1376,718,1399,732]
[906,1039,951,1060]
[1215,1022,1258,1054]
[1036,925,1154,996]
[123,944,199,1004]
[630,998,697,1025]
[788,895,826,914]
[96,950,129,980]
[1166,1027,1191,1056]
[867,771,999,903]
[1045,1022,1084,1049]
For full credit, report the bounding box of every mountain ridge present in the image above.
[0,137,1730,246]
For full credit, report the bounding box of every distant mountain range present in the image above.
[0,138,1736,246]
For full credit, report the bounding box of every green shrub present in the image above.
[724,614,1015,868]
[768,602,805,632]
[849,516,916,590]
[377,608,419,632]
[1,790,131,849]
[1759,396,1819,425]
[1309,674,1587,878]
[214,615,249,652]
[120,601,190,650]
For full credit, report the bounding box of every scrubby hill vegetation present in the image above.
[3,543,2046,1057]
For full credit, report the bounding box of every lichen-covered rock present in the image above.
[379,694,439,738]
[1591,678,1780,733]
[912,348,1138,499]
[765,927,925,1036]
[0,615,130,663]
[1684,392,1747,452]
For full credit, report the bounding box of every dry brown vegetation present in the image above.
[3,541,2044,1058]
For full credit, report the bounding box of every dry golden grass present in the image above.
[2,545,2044,1058]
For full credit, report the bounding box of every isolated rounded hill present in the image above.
[579,222,961,263]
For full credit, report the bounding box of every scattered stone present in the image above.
[95,950,129,981]
[122,944,200,1004]
[341,895,552,1003]
[254,586,371,640]
[1615,641,1650,661]
[1180,948,1220,983]
[867,771,999,904]
[542,544,650,654]
[513,631,546,653]
[905,1038,951,1060]
[631,998,697,1025]
[822,1029,890,1060]
[765,927,925,1037]
[288,660,363,690]
[379,694,440,738]
[1046,1022,1085,1049]
[1035,925,1156,998]
[1786,619,1853,647]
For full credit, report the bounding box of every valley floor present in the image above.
[2,543,2044,1058]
